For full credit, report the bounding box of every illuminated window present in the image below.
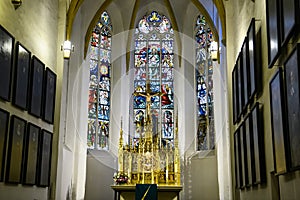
[132,11,174,147]
[87,11,112,150]
[195,14,215,150]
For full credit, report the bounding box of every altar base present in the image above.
[111,185,182,200]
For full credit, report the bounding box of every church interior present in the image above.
[0,0,300,199]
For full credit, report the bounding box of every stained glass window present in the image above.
[195,15,215,150]
[133,11,174,147]
[87,11,112,150]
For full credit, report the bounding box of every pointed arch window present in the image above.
[195,14,215,150]
[132,11,174,147]
[87,11,112,150]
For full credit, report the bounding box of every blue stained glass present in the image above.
[162,110,173,138]
[133,11,174,145]
[150,96,160,109]
[133,95,146,109]
[134,81,146,92]
[101,11,110,25]
[99,90,110,105]
[99,77,110,91]
[162,54,174,68]
[98,104,110,120]
[88,11,112,150]
[135,55,147,68]
[90,46,99,60]
[162,40,173,54]
[150,81,160,92]
[100,49,111,63]
[148,67,160,80]
[162,67,173,81]
[147,11,162,23]
[99,64,110,77]
[90,60,98,76]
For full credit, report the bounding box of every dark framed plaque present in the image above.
[5,115,26,184]
[136,184,157,200]
[234,127,242,189]
[240,123,248,188]
[242,37,249,110]
[237,53,244,118]
[244,114,253,187]
[284,44,300,170]
[247,18,258,99]
[0,109,9,182]
[12,42,31,110]
[29,56,45,118]
[0,25,14,101]
[43,68,57,124]
[251,103,266,184]
[22,123,40,185]
[232,65,237,124]
[280,0,300,46]
[37,129,52,187]
[269,69,288,175]
[266,0,281,68]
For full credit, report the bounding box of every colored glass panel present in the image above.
[195,14,214,151]
[133,11,174,146]
[88,11,112,150]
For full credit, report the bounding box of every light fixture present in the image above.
[12,0,22,9]
[210,41,218,61]
[61,40,74,59]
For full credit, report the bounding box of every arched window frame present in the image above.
[87,11,112,150]
[131,11,175,147]
[195,14,215,151]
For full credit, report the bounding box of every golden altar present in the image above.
[111,81,182,199]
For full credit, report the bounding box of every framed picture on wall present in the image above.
[251,103,266,184]
[240,122,248,188]
[237,53,244,118]
[28,56,45,118]
[266,0,281,68]
[0,25,14,101]
[234,127,242,189]
[5,115,26,184]
[284,44,300,170]
[22,123,40,185]
[269,69,288,175]
[280,0,300,46]
[242,37,249,110]
[244,114,254,187]
[0,109,9,182]
[232,65,237,124]
[247,18,258,99]
[12,42,31,110]
[37,129,52,187]
[42,68,57,124]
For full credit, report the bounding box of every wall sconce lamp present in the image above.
[210,41,218,61]
[12,0,22,9]
[61,40,74,59]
